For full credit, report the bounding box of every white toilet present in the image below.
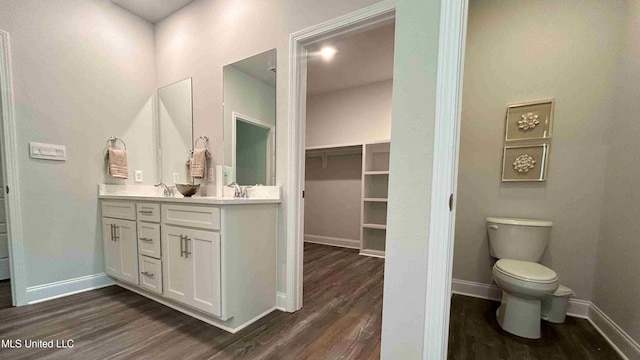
[487,217,559,339]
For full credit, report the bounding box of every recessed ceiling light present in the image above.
[320,46,337,61]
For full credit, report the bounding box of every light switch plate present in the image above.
[134,170,143,183]
[29,142,66,161]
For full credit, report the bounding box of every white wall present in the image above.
[304,154,362,242]
[154,0,384,293]
[304,80,392,244]
[0,0,156,287]
[306,80,392,147]
[454,0,625,300]
[380,0,442,357]
[593,0,640,344]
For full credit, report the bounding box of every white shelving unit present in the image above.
[360,141,390,258]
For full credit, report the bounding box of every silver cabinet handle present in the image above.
[139,237,153,242]
[141,271,154,278]
[139,210,153,214]
[184,237,191,259]
[179,235,185,257]
[113,225,120,241]
[110,224,114,241]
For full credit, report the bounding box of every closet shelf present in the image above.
[364,171,389,175]
[360,249,386,258]
[363,198,388,202]
[362,223,387,230]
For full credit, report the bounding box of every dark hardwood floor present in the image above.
[0,245,621,359]
[0,244,384,359]
[0,280,11,310]
[448,294,621,360]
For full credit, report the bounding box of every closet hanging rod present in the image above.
[305,147,362,158]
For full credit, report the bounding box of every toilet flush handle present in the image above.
[488,225,499,230]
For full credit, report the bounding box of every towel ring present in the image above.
[190,136,209,154]
[106,136,127,151]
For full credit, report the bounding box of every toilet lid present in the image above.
[494,259,558,284]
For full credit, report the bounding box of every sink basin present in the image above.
[176,183,200,197]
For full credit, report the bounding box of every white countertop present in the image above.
[98,184,281,205]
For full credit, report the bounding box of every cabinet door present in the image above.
[162,225,221,316]
[103,219,122,280]
[103,218,139,285]
[162,225,191,305]
[185,228,221,316]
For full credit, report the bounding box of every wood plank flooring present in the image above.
[448,294,621,360]
[0,244,384,359]
[0,244,621,359]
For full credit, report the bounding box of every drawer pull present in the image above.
[180,235,185,257]
[139,210,153,214]
[139,237,153,242]
[184,237,191,259]
[141,271,154,278]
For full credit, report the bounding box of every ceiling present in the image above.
[306,22,395,96]
[230,50,277,88]
[109,0,195,23]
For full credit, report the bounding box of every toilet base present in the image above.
[496,291,542,339]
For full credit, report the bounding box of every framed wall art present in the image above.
[502,143,550,182]
[504,99,554,142]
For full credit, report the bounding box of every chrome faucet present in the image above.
[227,182,251,198]
[155,183,174,197]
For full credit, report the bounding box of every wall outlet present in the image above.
[134,170,143,183]
[208,168,215,181]
[173,172,181,184]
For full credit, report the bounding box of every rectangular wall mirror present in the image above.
[157,78,194,184]
[223,49,277,186]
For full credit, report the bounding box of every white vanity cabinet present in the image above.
[101,216,139,285]
[162,225,221,316]
[99,195,278,333]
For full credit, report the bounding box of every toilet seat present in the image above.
[494,259,558,284]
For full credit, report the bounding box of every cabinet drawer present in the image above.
[137,222,161,259]
[137,203,160,223]
[139,255,162,294]
[102,201,136,220]
[161,205,220,230]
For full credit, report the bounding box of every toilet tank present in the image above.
[486,217,553,262]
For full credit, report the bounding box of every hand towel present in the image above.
[190,148,211,179]
[106,149,129,179]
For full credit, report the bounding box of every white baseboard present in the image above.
[304,234,360,249]
[451,278,589,318]
[0,257,9,280]
[589,303,640,360]
[276,291,287,311]
[26,273,115,304]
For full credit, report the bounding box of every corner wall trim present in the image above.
[26,273,115,304]
[451,278,589,318]
[589,303,640,360]
[276,292,287,312]
[304,234,360,249]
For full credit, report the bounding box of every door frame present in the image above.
[231,111,276,185]
[286,0,396,313]
[286,0,468,358]
[0,30,27,306]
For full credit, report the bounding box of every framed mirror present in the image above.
[223,49,277,186]
[157,78,193,184]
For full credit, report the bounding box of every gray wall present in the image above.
[454,0,625,300]
[0,0,156,287]
[593,0,640,343]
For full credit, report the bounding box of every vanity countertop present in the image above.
[98,184,281,205]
